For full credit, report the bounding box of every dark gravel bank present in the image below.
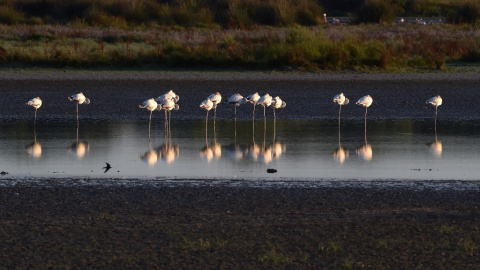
[1,70,479,122]
[1,182,480,269]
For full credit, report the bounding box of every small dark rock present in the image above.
[0,171,8,175]
[267,169,277,173]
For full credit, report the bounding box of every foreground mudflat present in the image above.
[1,181,479,269]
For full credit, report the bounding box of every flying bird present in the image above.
[68,92,90,123]
[26,97,42,123]
[426,95,442,132]
[333,93,349,125]
[103,162,112,173]
[139,98,158,139]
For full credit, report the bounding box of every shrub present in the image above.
[356,0,398,24]
[454,1,480,25]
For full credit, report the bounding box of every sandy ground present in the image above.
[1,70,480,268]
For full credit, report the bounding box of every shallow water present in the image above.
[1,118,479,180]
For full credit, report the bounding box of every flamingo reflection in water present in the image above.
[156,122,180,164]
[140,144,158,167]
[26,127,42,158]
[68,134,90,159]
[333,118,349,164]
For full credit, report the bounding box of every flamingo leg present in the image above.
[263,105,266,131]
[206,111,209,145]
[76,103,79,125]
[365,107,368,144]
[273,107,276,120]
[435,106,438,134]
[34,108,37,124]
[149,110,152,141]
[168,110,172,140]
[234,106,237,138]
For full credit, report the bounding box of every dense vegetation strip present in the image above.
[0,24,478,70]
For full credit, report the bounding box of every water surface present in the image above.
[1,119,479,181]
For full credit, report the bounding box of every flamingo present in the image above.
[426,95,442,133]
[257,94,273,122]
[356,95,373,134]
[68,92,90,123]
[25,97,42,123]
[227,93,247,118]
[207,92,222,124]
[246,92,261,118]
[272,96,286,120]
[155,90,180,103]
[158,98,180,136]
[139,98,158,139]
[333,93,349,126]
[200,99,214,143]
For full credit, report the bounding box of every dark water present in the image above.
[1,118,479,180]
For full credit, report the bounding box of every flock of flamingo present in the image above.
[24,91,443,164]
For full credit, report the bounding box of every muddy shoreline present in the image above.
[1,182,480,269]
[1,71,480,268]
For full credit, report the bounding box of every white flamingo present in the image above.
[207,92,222,125]
[257,94,272,134]
[257,94,273,121]
[139,98,158,138]
[158,98,180,138]
[68,92,90,123]
[200,99,214,143]
[426,95,442,132]
[227,93,247,118]
[246,92,261,118]
[333,93,349,125]
[155,90,180,103]
[272,96,286,120]
[26,97,42,123]
[356,95,373,132]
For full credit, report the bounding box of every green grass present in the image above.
[0,24,478,71]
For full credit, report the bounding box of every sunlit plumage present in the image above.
[272,96,286,119]
[228,93,247,116]
[257,94,272,123]
[334,93,349,126]
[426,95,442,134]
[207,92,222,125]
[200,99,214,140]
[68,92,90,105]
[68,92,90,123]
[246,92,261,117]
[356,95,373,130]
[156,90,180,103]
[139,98,158,138]
[26,97,42,122]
